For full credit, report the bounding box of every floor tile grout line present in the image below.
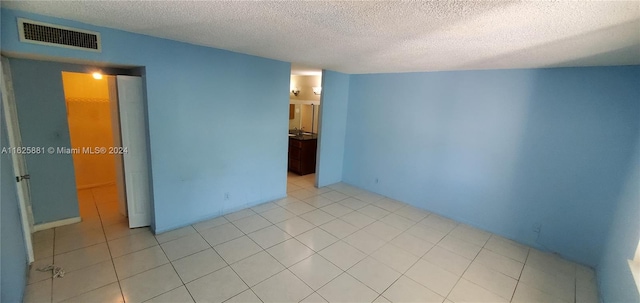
[574,255,578,303]
[168,222,246,299]
[289,255,346,299]
[221,287,265,303]
[483,234,532,264]
[199,223,257,302]
[155,235,198,303]
[480,234,519,302]
[47,237,108,259]
[444,228,523,301]
[225,186,451,301]
[285,251,338,293]
[108,234,159,260]
[103,225,148,242]
[44,242,114,277]
[189,215,272,302]
[49,212,57,303]
[420,218,522,302]
[300,291,329,303]
[58,183,303,299]
[106,244,172,278]
[143,284,190,303]
[378,215,459,300]
[293,199,407,298]
[281,190,421,299]
[259,188,372,296]
[51,187,123,303]
[46,180,589,303]
[342,255,403,297]
[197,224,246,248]
[518,250,581,301]
[92,186,127,303]
[511,247,533,302]
[419,219,465,301]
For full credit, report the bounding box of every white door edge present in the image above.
[117,75,151,228]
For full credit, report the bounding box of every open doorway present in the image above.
[2,58,152,266]
[287,66,322,192]
[61,71,151,230]
[61,72,128,228]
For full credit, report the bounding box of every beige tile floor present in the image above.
[24,173,599,303]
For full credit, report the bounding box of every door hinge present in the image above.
[16,174,30,182]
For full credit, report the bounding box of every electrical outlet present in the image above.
[224,192,230,200]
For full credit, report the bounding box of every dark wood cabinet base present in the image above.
[288,137,317,175]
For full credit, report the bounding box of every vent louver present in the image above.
[18,18,101,52]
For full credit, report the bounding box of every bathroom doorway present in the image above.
[62,71,127,227]
[287,66,322,194]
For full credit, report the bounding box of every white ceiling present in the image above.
[2,1,639,74]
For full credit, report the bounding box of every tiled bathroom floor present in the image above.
[24,173,599,303]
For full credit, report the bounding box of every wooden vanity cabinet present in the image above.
[288,138,317,175]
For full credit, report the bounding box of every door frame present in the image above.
[288,71,324,187]
[1,57,153,267]
[61,73,151,228]
[1,56,35,263]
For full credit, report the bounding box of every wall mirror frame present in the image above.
[289,99,320,134]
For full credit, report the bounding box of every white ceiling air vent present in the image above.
[17,18,101,52]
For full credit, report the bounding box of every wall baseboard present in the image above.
[33,217,81,232]
[153,194,287,234]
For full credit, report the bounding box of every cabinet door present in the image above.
[289,145,301,160]
[288,159,301,173]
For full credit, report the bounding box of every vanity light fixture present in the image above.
[92,72,103,80]
[291,87,300,96]
[313,86,322,95]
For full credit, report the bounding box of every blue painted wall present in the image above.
[344,66,640,267]
[598,141,640,303]
[1,98,29,303]
[316,70,350,187]
[1,9,291,233]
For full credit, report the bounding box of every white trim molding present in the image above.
[33,217,81,232]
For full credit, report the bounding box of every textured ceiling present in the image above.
[2,1,639,74]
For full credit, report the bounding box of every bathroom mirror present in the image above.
[289,103,320,134]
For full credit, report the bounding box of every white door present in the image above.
[1,56,35,263]
[117,76,151,228]
[107,77,128,217]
